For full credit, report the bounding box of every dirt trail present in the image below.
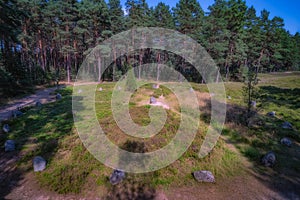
[0,86,62,122]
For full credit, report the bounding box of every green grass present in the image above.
[3,72,299,195]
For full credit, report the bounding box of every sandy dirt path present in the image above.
[0,86,62,122]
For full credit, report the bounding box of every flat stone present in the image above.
[3,124,10,133]
[5,140,15,152]
[281,138,292,147]
[193,171,215,183]
[282,122,293,129]
[109,169,125,185]
[261,152,276,167]
[33,156,46,172]
[150,96,157,104]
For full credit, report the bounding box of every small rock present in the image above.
[3,124,10,133]
[33,156,47,172]
[227,96,232,100]
[99,87,103,92]
[261,152,276,167]
[281,138,292,147]
[190,88,194,92]
[109,169,125,185]
[56,93,62,100]
[282,121,293,129]
[267,111,276,117]
[250,101,257,108]
[153,84,159,89]
[36,101,42,107]
[150,96,157,104]
[5,140,15,152]
[12,110,23,118]
[193,171,215,183]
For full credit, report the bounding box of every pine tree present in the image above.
[108,0,125,34]
[203,0,229,80]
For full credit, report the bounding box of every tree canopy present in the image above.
[1,0,299,96]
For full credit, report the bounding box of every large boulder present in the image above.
[280,138,292,147]
[33,156,47,172]
[282,122,293,129]
[193,171,215,183]
[3,124,10,133]
[109,169,125,185]
[267,111,276,117]
[56,93,62,100]
[261,152,276,167]
[5,140,15,152]
[150,96,157,104]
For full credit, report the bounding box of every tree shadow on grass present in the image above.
[0,87,86,199]
[199,95,300,199]
[106,141,157,200]
[259,86,300,111]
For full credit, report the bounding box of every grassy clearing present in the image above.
[1,81,242,195]
[2,72,299,196]
[223,72,300,194]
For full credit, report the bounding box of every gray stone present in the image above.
[150,96,157,104]
[33,156,46,172]
[282,122,293,129]
[227,96,232,100]
[153,84,159,89]
[5,140,15,152]
[250,101,257,108]
[261,152,276,167]
[12,110,23,118]
[281,138,292,147]
[193,171,215,183]
[56,93,62,100]
[3,124,10,133]
[267,111,276,117]
[36,101,42,107]
[109,169,125,185]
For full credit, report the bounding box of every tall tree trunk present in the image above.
[38,29,45,71]
[67,54,71,83]
[157,52,161,82]
[98,57,102,82]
